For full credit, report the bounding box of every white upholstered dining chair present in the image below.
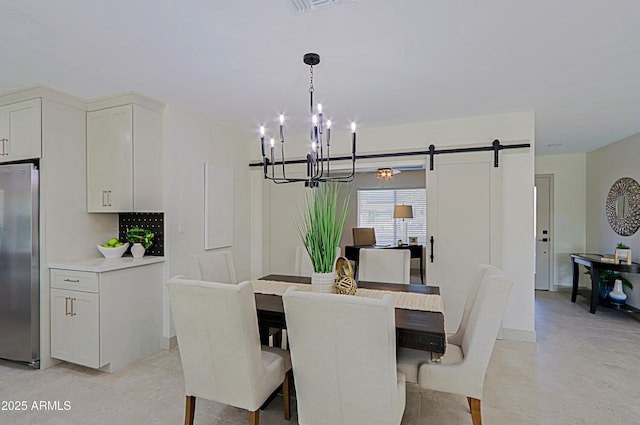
[282,287,406,425]
[396,269,513,425]
[448,264,502,345]
[167,277,291,425]
[358,248,411,284]
[187,250,285,349]
[294,246,315,276]
[187,250,238,283]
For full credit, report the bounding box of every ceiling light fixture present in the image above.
[376,168,394,179]
[285,0,355,15]
[259,53,356,188]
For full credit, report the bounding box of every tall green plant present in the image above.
[297,183,350,273]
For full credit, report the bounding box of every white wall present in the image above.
[253,111,537,341]
[163,105,252,337]
[586,132,640,309]
[535,154,587,288]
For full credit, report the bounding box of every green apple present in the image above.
[108,238,119,246]
[101,243,111,248]
[115,242,124,247]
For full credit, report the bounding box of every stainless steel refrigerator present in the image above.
[0,162,39,368]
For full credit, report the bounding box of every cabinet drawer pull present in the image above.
[0,138,7,156]
[63,278,80,283]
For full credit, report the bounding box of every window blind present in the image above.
[356,188,427,245]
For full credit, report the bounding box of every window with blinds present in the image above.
[356,188,427,245]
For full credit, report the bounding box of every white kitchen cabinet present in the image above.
[50,287,100,369]
[49,258,164,372]
[0,98,41,162]
[86,96,163,213]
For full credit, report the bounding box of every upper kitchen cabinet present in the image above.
[0,98,42,163]
[87,93,164,213]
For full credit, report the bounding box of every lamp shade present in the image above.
[393,205,413,219]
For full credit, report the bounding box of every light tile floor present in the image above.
[1,290,639,424]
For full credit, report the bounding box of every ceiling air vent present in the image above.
[285,0,355,14]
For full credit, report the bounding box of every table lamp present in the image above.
[394,205,413,245]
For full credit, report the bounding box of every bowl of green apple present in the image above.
[97,238,130,258]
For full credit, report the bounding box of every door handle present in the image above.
[429,236,435,263]
[538,238,549,242]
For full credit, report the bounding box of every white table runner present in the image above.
[251,279,444,314]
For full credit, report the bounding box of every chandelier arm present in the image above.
[270,151,276,179]
[258,52,357,188]
[316,132,325,179]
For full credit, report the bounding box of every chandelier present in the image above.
[259,53,357,188]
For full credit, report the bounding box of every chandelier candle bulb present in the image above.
[260,126,265,157]
[279,114,285,142]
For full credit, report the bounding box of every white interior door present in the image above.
[427,152,502,332]
[534,174,553,290]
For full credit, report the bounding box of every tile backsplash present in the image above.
[119,212,164,256]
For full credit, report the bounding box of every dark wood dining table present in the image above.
[255,274,446,355]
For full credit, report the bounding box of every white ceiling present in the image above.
[2,0,639,156]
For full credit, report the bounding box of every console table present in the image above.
[345,244,424,284]
[571,253,640,314]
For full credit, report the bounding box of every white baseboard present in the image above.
[502,327,537,342]
[161,335,177,350]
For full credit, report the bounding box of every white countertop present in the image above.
[48,256,165,272]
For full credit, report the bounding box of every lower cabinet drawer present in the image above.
[50,269,99,293]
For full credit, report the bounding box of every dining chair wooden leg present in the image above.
[184,395,196,425]
[283,370,291,420]
[250,410,260,425]
[467,397,482,425]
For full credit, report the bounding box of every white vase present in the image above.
[131,243,146,258]
[311,272,335,293]
[609,279,627,306]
